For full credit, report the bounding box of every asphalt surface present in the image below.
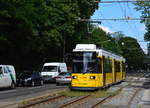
[0,84,67,102]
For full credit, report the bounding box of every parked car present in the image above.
[0,65,16,89]
[41,62,67,82]
[16,72,43,86]
[144,73,150,78]
[56,72,71,85]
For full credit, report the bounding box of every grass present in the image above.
[59,89,117,98]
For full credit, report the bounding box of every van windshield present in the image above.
[42,66,57,72]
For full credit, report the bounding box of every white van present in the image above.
[41,63,67,82]
[0,65,16,88]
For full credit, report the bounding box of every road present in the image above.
[0,84,67,102]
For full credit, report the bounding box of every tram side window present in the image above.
[104,58,112,73]
[122,63,126,72]
[115,61,120,72]
[97,58,102,73]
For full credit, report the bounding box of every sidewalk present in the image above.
[139,89,150,108]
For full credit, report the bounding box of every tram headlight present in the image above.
[72,76,77,79]
[90,76,96,79]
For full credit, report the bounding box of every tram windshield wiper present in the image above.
[82,71,87,74]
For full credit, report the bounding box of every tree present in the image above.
[69,0,100,51]
[134,1,150,54]
[118,37,145,71]
[79,25,122,54]
[0,0,100,70]
[0,0,80,70]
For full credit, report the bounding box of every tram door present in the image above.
[102,56,106,86]
[121,61,123,80]
[114,60,117,82]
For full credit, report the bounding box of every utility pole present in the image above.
[63,38,65,62]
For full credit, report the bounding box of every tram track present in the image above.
[20,85,124,108]
[19,94,91,108]
[19,95,65,108]
[90,87,123,108]
[17,80,142,108]
[126,88,142,108]
[58,95,91,108]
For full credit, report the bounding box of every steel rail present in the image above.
[90,95,115,108]
[58,95,91,108]
[19,95,65,108]
[126,88,142,108]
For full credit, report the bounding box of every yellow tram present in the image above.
[70,44,126,90]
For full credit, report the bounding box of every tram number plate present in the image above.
[80,77,87,79]
[79,83,87,85]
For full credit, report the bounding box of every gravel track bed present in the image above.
[98,87,138,108]
[69,97,100,108]
[23,77,145,108]
[35,96,85,108]
[129,89,144,108]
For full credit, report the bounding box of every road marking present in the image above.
[28,86,44,90]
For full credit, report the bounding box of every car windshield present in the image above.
[59,72,71,76]
[42,66,57,72]
[19,73,32,79]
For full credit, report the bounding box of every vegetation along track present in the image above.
[58,95,91,108]
[19,86,125,108]
[19,95,65,108]
[19,94,91,108]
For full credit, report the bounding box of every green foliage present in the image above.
[0,0,146,72]
[118,37,145,70]
[134,1,150,54]
[81,25,122,54]
[0,0,100,70]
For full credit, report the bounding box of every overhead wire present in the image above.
[118,0,148,53]
[116,0,136,37]
[126,2,141,39]
[99,10,118,32]
[97,0,148,53]
[126,2,148,52]
[94,0,150,3]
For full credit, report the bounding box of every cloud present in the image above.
[139,24,146,32]
[98,25,113,33]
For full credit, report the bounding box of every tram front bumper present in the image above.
[70,86,99,91]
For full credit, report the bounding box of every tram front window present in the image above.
[73,52,97,73]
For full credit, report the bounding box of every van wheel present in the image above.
[11,82,16,89]
[31,81,35,87]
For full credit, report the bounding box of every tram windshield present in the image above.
[73,52,98,73]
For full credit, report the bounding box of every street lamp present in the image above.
[121,42,125,46]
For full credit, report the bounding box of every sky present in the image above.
[91,0,148,54]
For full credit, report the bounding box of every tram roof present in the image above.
[73,44,125,62]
